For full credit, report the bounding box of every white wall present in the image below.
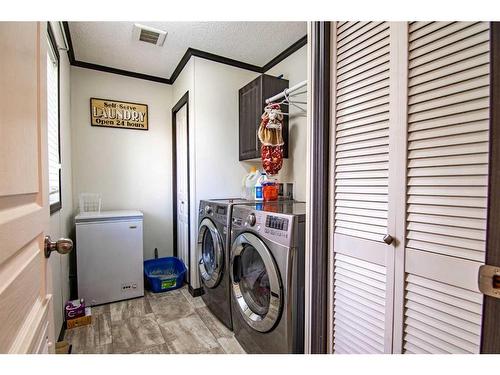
[171,59,197,285]
[193,57,260,201]
[172,58,259,287]
[191,58,260,287]
[47,22,74,340]
[70,68,173,261]
[170,51,306,287]
[67,46,306,294]
[265,45,308,202]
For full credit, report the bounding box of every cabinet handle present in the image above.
[129,225,137,229]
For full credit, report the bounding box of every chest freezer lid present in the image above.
[75,210,143,223]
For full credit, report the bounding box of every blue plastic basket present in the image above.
[144,257,186,293]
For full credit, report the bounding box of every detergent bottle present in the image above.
[254,172,267,201]
[242,167,259,200]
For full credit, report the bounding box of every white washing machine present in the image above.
[75,210,144,306]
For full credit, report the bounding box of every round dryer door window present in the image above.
[231,232,282,333]
[198,218,224,289]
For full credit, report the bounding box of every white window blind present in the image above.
[47,41,60,207]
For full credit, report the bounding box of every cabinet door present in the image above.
[239,78,262,160]
[330,21,399,354]
[393,21,490,354]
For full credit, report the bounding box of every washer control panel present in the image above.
[265,215,289,231]
[232,205,294,247]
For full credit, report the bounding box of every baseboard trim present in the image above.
[188,285,204,297]
[57,321,67,343]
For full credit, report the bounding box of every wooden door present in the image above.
[330,22,400,354]
[0,22,55,353]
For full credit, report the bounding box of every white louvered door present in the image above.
[329,21,490,354]
[331,21,399,354]
[392,21,490,354]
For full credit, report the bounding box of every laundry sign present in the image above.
[90,98,148,130]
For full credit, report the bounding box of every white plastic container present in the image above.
[244,167,260,200]
[254,172,267,201]
[79,193,102,213]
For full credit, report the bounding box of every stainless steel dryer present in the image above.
[229,201,306,353]
[197,198,252,330]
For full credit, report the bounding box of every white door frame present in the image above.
[172,92,191,285]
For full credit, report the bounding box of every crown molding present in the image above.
[62,21,307,85]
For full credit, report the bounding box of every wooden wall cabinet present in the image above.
[238,74,289,161]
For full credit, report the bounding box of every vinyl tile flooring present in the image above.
[64,286,246,354]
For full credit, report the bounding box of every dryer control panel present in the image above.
[199,201,229,227]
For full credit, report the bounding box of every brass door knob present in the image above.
[383,234,394,245]
[44,236,73,258]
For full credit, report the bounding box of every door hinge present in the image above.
[478,264,500,299]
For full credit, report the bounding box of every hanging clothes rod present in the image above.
[265,80,307,104]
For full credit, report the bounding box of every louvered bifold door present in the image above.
[392,21,490,354]
[330,22,403,354]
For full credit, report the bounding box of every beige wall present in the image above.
[70,67,173,261]
[47,22,74,340]
[265,45,308,202]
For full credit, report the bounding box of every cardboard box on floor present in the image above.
[66,307,92,329]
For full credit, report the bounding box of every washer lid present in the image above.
[75,210,143,223]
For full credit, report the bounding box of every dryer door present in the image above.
[198,218,224,289]
[230,232,282,333]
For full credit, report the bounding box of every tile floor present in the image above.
[64,286,246,354]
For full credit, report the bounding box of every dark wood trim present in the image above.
[308,21,331,354]
[74,60,171,84]
[188,285,204,297]
[261,35,308,72]
[169,48,194,84]
[62,21,75,64]
[62,22,171,84]
[62,22,307,85]
[171,92,191,285]
[481,21,500,354]
[48,22,63,216]
[58,321,67,342]
[50,201,62,215]
[189,48,262,73]
[170,48,262,83]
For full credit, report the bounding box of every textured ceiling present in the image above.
[68,22,307,79]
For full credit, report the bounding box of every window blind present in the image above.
[47,46,60,207]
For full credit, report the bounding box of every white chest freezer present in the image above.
[75,210,144,306]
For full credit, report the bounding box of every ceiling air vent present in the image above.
[133,24,167,47]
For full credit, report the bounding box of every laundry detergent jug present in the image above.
[242,167,260,200]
